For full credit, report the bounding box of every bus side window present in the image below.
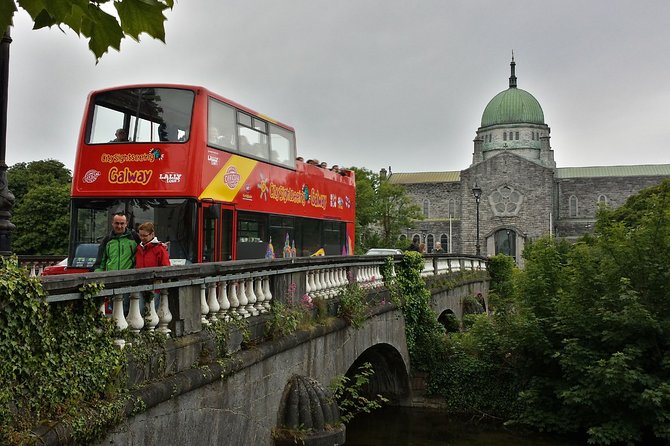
[208,98,236,150]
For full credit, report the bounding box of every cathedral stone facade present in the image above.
[388,58,670,264]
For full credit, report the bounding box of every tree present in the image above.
[512,180,670,444]
[2,0,174,60]
[349,167,422,253]
[8,160,71,254]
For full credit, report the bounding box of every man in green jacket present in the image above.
[93,212,140,314]
[93,212,139,271]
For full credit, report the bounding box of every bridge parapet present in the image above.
[39,254,485,350]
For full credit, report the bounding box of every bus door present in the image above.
[200,202,234,262]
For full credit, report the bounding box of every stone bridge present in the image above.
[36,254,488,445]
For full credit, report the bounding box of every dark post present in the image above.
[0,27,15,255]
[471,182,482,256]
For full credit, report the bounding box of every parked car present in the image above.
[364,248,403,256]
[41,243,100,275]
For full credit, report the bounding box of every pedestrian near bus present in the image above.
[93,212,139,272]
[135,222,170,268]
[136,222,171,312]
[93,212,140,314]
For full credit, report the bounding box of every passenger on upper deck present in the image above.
[111,128,128,142]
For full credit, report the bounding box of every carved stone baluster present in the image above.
[157,288,172,336]
[328,268,337,297]
[254,277,265,313]
[112,293,128,348]
[262,276,273,312]
[127,291,144,334]
[316,269,325,297]
[144,292,159,332]
[200,283,210,326]
[237,280,250,318]
[246,278,258,316]
[218,281,230,321]
[229,281,241,319]
[207,281,219,322]
[308,271,317,297]
[305,270,312,296]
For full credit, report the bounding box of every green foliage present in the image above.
[349,166,422,253]
[330,362,389,424]
[505,181,670,444]
[0,258,126,444]
[12,182,70,254]
[266,283,316,338]
[428,313,523,419]
[337,279,369,329]
[8,160,72,255]
[2,0,174,61]
[390,252,445,370]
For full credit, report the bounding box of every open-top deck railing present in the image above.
[38,254,487,347]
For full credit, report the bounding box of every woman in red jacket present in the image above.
[136,222,170,312]
[136,222,171,268]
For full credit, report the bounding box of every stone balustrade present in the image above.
[39,254,486,348]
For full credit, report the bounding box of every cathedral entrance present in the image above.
[494,229,516,258]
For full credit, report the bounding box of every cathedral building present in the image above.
[388,57,670,264]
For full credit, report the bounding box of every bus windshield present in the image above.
[87,87,195,144]
[70,198,198,266]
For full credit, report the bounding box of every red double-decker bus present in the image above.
[66,84,355,268]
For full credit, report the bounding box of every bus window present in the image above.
[237,112,269,160]
[324,221,345,255]
[87,88,194,144]
[269,215,295,257]
[208,98,236,150]
[269,124,296,168]
[297,218,322,257]
[237,212,268,259]
[70,198,197,265]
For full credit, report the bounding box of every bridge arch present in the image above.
[346,343,410,404]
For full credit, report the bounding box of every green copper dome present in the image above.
[481,88,544,127]
[480,56,545,127]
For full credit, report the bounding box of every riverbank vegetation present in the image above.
[402,180,670,445]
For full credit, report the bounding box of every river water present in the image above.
[344,406,582,446]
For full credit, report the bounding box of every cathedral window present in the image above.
[447,198,457,218]
[426,234,435,253]
[440,234,449,253]
[489,185,524,216]
[412,234,421,245]
[597,194,608,206]
[423,199,430,218]
[569,195,578,217]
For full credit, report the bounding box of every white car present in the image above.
[364,248,403,256]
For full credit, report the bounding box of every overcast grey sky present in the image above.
[6,1,670,174]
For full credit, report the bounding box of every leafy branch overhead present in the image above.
[2,0,174,61]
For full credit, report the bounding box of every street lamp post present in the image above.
[471,183,482,256]
[0,27,15,255]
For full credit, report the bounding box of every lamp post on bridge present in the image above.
[471,182,482,256]
[0,27,15,256]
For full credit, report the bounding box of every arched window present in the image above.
[503,132,507,141]
[447,198,457,218]
[494,229,516,258]
[569,195,578,217]
[597,194,608,205]
[515,131,519,140]
[440,234,449,253]
[399,234,407,241]
[423,199,430,218]
[426,234,435,253]
[412,234,420,245]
